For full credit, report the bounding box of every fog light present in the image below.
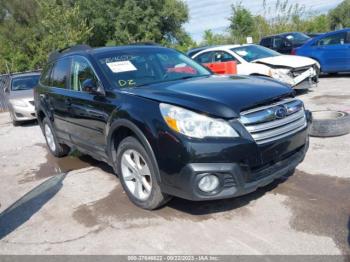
[198,174,220,193]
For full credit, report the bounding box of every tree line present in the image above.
[0,0,349,74]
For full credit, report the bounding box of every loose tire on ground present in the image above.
[310,110,350,137]
[42,117,70,157]
[116,136,171,210]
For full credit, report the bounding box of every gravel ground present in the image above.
[0,75,349,255]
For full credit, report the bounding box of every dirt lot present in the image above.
[0,75,349,255]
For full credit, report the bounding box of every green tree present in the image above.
[329,0,350,29]
[73,0,121,47]
[0,0,92,73]
[304,14,330,33]
[201,30,232,45]
[112,0,189,45]
[228,3,255,43]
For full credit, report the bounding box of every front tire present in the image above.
[42,117,70,157]
[116,136,170,210]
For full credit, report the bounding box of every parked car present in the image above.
[293,28,350,74]
[260,32,311,54]
[192,44,319,89]
[4,71,40,126]
[35,44,311,210]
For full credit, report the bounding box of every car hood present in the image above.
[122,75,293,119]
[253,55,316,69]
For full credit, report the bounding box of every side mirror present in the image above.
[81,78,104,95]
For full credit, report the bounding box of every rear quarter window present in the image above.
[51,58,70,89]
[40,64,53,86]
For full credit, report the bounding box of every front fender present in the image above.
[106,114,162,183]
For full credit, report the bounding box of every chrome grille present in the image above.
[240,99,307,144]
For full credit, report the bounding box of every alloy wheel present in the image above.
[121,149,152,200]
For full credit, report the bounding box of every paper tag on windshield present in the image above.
[106,61,137,73]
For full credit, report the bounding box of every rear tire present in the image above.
[116,136,171,210]
[42,117,70,157]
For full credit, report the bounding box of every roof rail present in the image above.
[48,44,92,63]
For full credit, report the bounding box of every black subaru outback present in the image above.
[34,45,311,210]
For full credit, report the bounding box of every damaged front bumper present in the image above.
[290,66,318,90]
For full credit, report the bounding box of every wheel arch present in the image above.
[107,119,162,183]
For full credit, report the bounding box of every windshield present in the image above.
[97,48,211,88]
[284,32,310,44]
[231,45,280,62]
[11,75,40,91]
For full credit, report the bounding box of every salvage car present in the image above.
[4,71,40,126]
[294,28,350,74]
[192,44,320,90]
[35,44,311,210]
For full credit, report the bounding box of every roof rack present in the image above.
[48,44,92,63]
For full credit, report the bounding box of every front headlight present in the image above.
[10,99,28,107]
[159,103,239,139]
[269,69,293,84]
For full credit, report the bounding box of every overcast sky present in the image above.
[183,0,343,42]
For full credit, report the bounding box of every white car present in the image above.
[192,44,320,89]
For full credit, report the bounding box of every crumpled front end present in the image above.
[266,65,319,89]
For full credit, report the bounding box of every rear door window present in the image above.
[51,58,70,89]
[212,51,239,63]
[40,64,53,86]
[318,32,347,46]
[194,52,214,64]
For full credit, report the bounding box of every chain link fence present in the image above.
[0,74,10,112]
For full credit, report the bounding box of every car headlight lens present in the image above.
[269,69,293,84]
[10,99,28,107]
[159,103,239,138]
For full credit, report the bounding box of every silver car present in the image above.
[5,72,41,126]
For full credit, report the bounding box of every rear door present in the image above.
[315,31,350,72]
[48,57,72,140]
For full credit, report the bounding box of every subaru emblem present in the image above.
[275,106,287,119]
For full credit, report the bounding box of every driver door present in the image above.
[65,56,111,155]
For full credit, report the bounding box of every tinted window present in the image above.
[11,75,40,91]
[194,52,214,63]
[346,31,350,43]
[260,38,272,47]
[213,51,238,63]
[318,32,347,46]
[273,37,284,48]
[97,48,210,88]
[70,57,98,92]
[40,64,53,86]
[51,58,70,88]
